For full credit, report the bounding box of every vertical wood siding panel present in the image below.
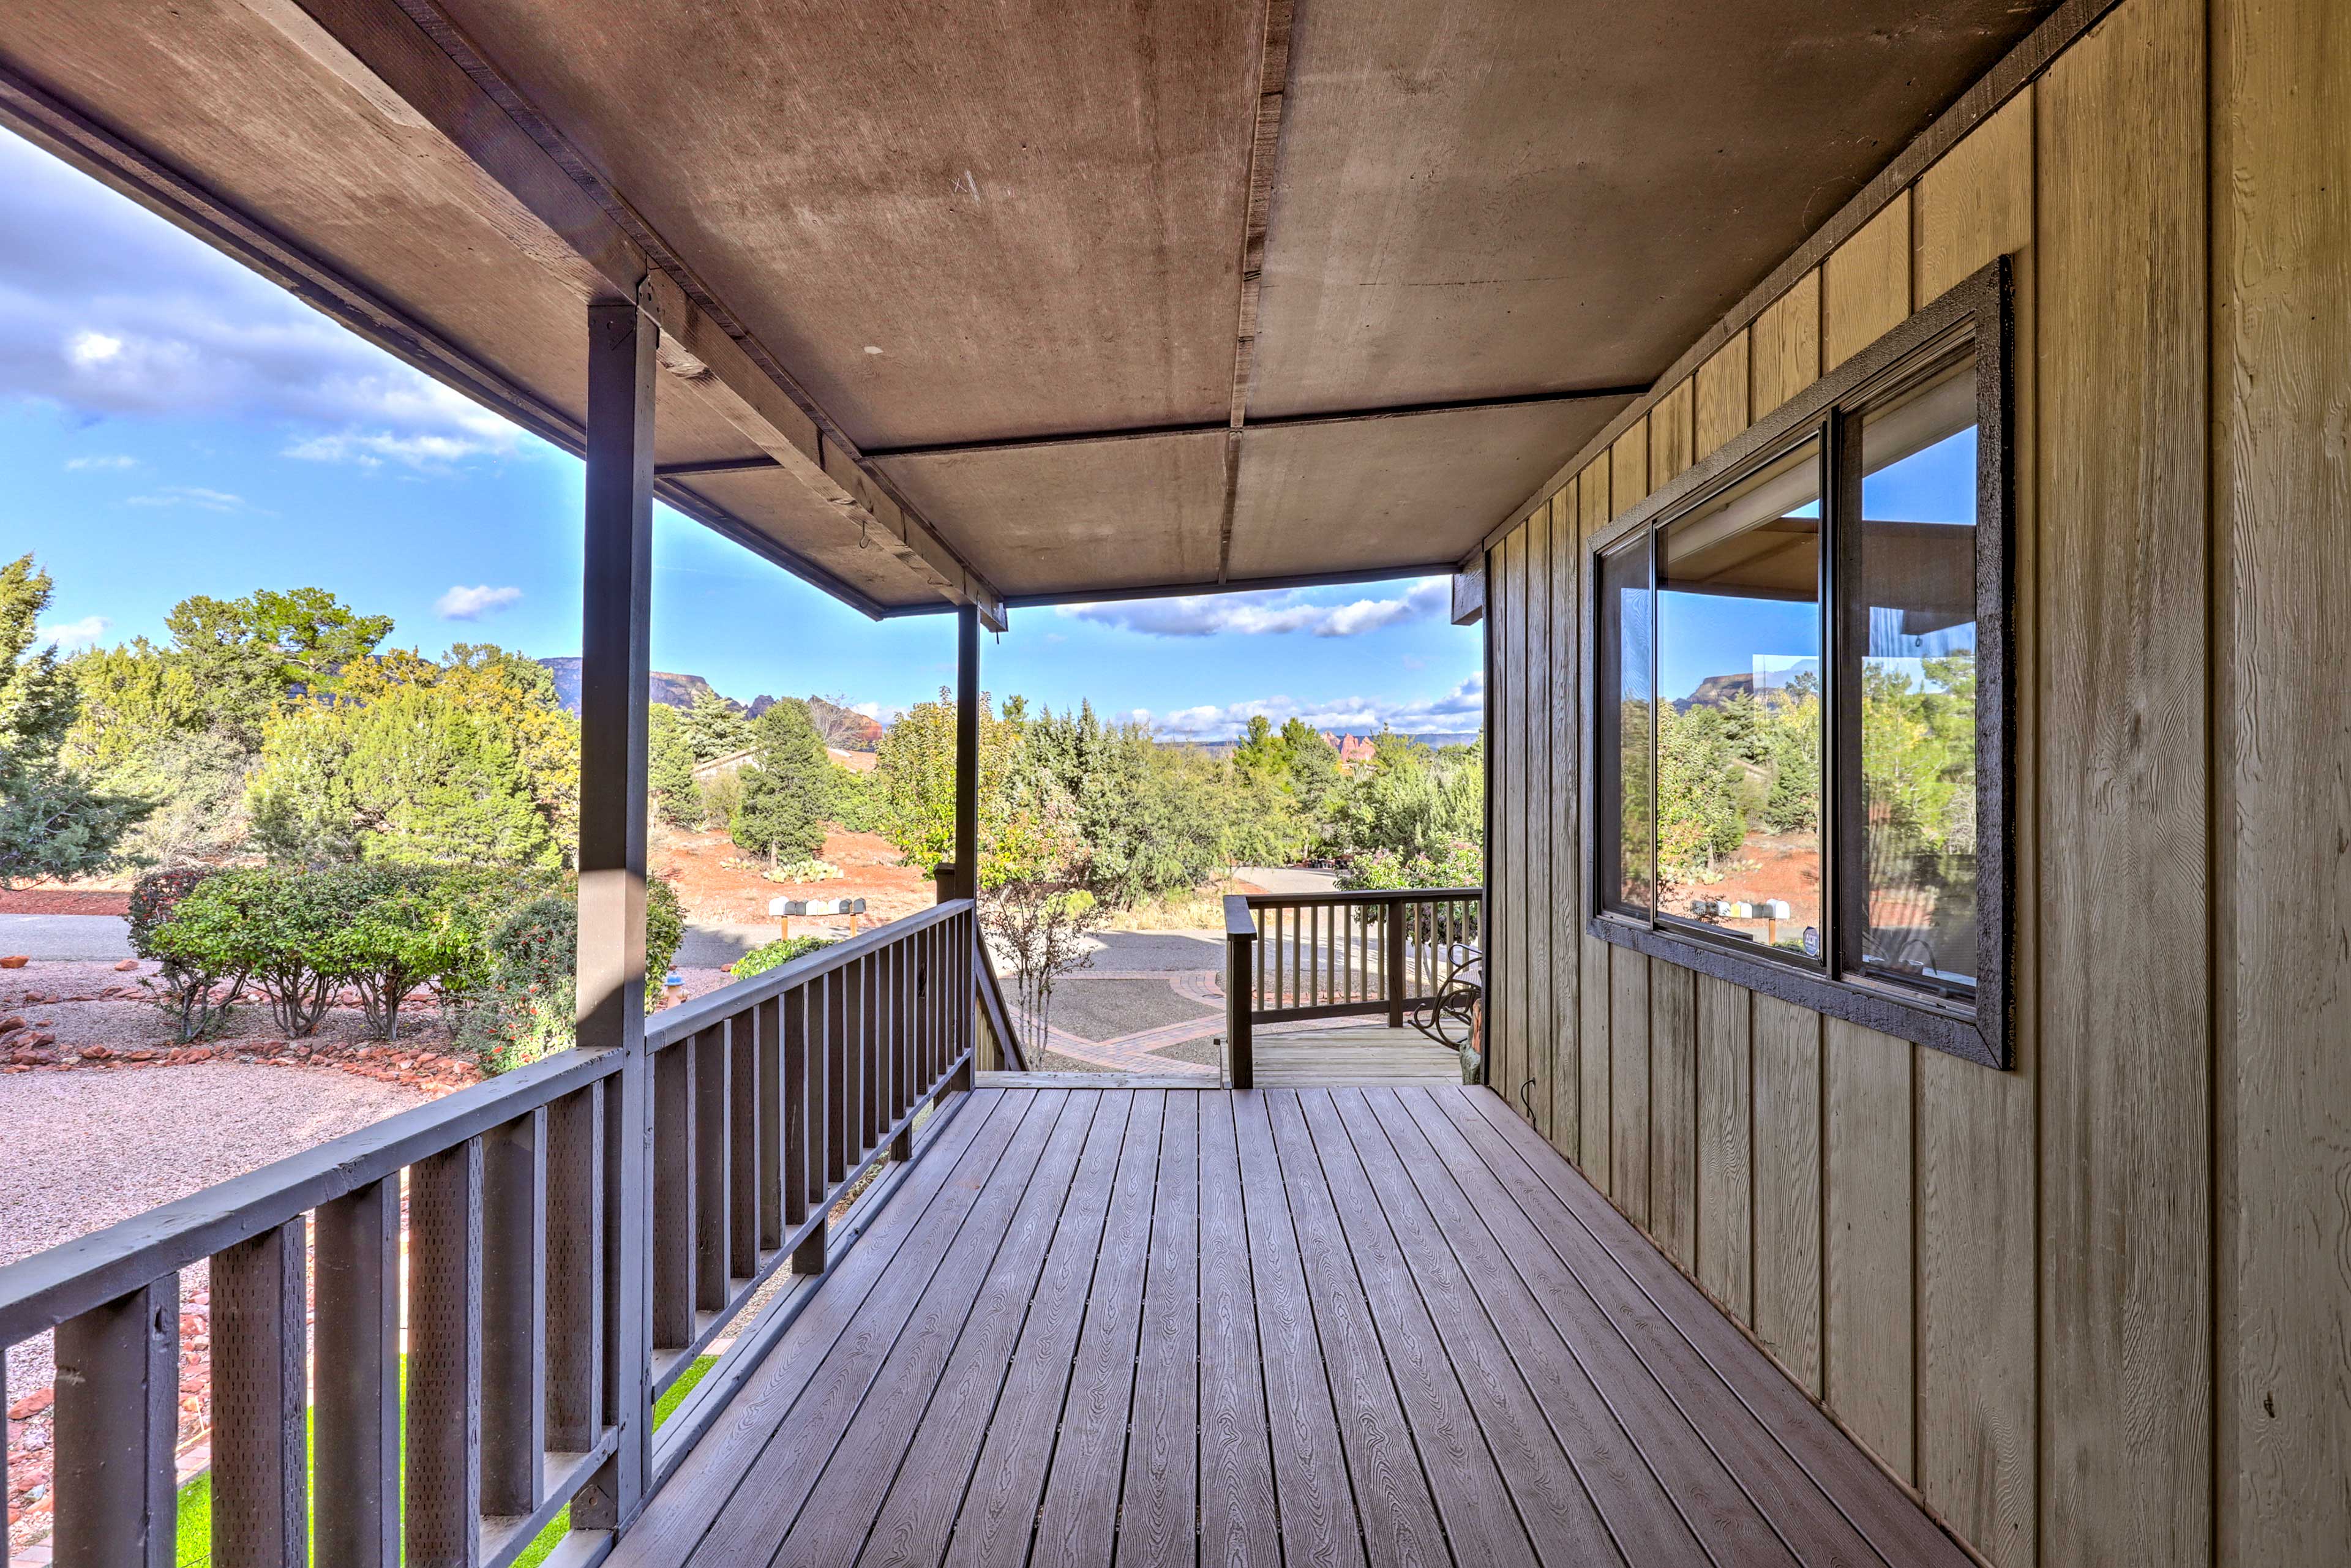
[1696,974,1754,1326]
[1649,378,1695,488]
[1818,178,1918,1488]
[1523,501,1553,1135]
[1750,270,1822,417]
[1611,417,1652,512]
[1913,87,2041,1568]
[1550,481,1583,1161]
[1824,192,1915,370]
[1611,951,1652,1225]
[1504,523,1531,1117]
[2214,2,2351,1562]
[2039,1,2212,1562]
[1577,457,1614,1189]
[1825,1019,1915,1481]
[1488,542,1515,1101]
[1753,994,1823,1395]
[1695,332,1752,462]
[1650,961,1698,1271]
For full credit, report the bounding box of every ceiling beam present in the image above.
[864,386,1647,462]
[265,0,1006,628]
[1216,0,1296,582]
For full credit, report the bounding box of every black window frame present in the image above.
[1582,255,2014,1068]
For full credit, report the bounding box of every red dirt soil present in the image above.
[652,825,934,927]
[0,889,129,915]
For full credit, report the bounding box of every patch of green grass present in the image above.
[171,1354,717,1566]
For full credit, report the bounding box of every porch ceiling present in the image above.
[0,0,2055,615]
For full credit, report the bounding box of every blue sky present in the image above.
[0,129,1480,740]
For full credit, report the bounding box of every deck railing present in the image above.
[0,898,986,1568]
[1221,887,1482,1087]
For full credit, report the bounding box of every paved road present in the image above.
[0,913,132,961]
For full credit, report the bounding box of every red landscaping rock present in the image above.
[7,1389,51,1421]
[0,956,24,969]
[113,958,139,971]
[0,1016,20,1035]
[77,1044,111,1061]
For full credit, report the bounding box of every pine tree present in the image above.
[730,697,831,867]
[0,556,149,886]
[648,702,700,826]
[679,686,752,764]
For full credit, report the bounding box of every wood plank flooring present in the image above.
[1240,1024,1466,1087]
[609,1086,1973,1568]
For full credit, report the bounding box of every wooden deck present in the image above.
[610,1084,1969,1568]
[1237,1022,1467,1086]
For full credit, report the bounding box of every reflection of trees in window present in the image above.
[1862,651,1976,978]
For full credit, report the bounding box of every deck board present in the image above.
[627,1086,1972,1568]
[1243,1025,1466,1087]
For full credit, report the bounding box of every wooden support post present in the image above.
[51,1278,178,1568]
[482,1109,548,1520]
[407,1140,485,1568]
[1224,896,1258,1090]
[315,1177,402,1567]
[954,603,979,899]
[211,1219,307,1567]
[1386,901,1408,1028]
[544,1084,604,1456]
[572,293,654,1532]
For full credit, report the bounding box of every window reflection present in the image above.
[1859,359,1978,996]
[1655,438,1824,959]
[1596,541,1652,914]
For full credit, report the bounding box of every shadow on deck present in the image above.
[612,1085,1970,1567]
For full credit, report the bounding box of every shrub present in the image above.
[323,866,497,1040]
[148,867,358,1037]
[728,933,835,981]
[129,865,244,1040]
[455,872,684,1071]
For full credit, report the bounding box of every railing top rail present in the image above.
[645,896,976,1050]
[1238,885,1484,910]
[0,1043,621,1345]
[1223,893,1259,939]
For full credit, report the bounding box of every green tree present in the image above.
[248,684,559,869]
[731,697,831,867]
[680,686,752,764]
[647,702,700,827]
[872,686,1019,876]
[0,556,149,886]
[164,585,392,739]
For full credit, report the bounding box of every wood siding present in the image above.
[1475,2,2345,1561]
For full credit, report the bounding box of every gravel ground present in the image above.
[2,1063,427,1415]
[1082,931,1227,972]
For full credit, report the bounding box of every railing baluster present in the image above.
[211,1218,306,1567]
[782,986,809,1231]
[52,1278,177,1568]
[889,939,914,1161]
[729,1011,760,1284]
[757,996,786,1252]
[316,1177,401,1566]
[545,1084,604,1457]
[482,1109,547,1520]
[407,1140,485,1568]
[837,964,855,1185]
[651,1043,695,1350]
[694,1024,731,1315]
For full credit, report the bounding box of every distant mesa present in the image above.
[1679,672,1755,711]
[536,659,882,751]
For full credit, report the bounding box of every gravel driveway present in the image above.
[2,1063,428,1412]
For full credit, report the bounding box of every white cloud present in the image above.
[64,454,138,471]
[126,485,247,512]
[1060,577,1449,639]
[1131,672,1485,742]
[850,700,906,726]
[35,613,108,649]
[0,130,530,473]
[435,583,523,621]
